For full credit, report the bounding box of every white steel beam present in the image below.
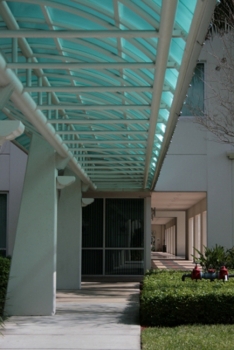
[58,130,147,135]
[86,171,144,174]
[48,119,149,124]
[150,0,217,190]
[24,86,153,93]
[37,104,151,111]
[0,29,182,39]
[143,0,178,188]
[64,140,147,144]
[74,154,144,160]
[72,147,146,151]
[0,83,14,109]
[0,54,95,190]
[7,62,155,70]
[77,160,145,164]
[0,1,85,153]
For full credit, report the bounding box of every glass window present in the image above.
[82,198,103,248]
[82,250,103,275]
[82,198,144,275]
[105,250,144,275]
[105,199,144,248]
[182,63,204,116]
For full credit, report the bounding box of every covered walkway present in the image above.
[1,262,197,349]
[0,282,140,350]
[0,0,216,317]
[151,252,196,270]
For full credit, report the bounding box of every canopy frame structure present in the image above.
[0,0,216,191]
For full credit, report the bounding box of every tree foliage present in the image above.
[192,0,234,145]
[211,0,234,34]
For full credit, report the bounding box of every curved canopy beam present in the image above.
[0,0,216,191]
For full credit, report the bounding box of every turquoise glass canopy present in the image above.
[0,0,215,191]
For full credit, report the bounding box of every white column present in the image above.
[144,197,151,272]
[57,169,82,289]
[201,211,207,254]
[188,217,194,260]
[195,214,201,257]
[5,134,57,316]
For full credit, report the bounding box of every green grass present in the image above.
[141,324,234,350]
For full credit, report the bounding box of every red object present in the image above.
[219,266,228,280]
[192,264,201,280]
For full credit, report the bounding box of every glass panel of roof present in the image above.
[118,3,154,30]
[165,69,179,90]
[7,2,44,24]
[62,1,114,25]
[59,40,119,60]
[161,91,174,109]
[169,38,186,66]
[123,70,152,86]
[132,0,161,25]
[80,39,119,61]
[159,109,170,122]
[175,0,197,34]
[46,5,111,30]
[121,39,154,62]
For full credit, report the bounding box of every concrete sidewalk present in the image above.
[0,281,141,350]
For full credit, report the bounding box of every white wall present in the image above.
[156,118,207,191]
[155,32,234,250]
[0,141,27,255]
[156,117,234,249]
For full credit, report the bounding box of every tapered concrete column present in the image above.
[57,169,82,289]
[5,134,57,316]
[144,197,151,272]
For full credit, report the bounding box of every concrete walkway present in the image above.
[0,281,141,350]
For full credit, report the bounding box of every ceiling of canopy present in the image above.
[0,0,216,192]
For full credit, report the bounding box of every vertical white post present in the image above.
[5,134,57,316]
[188,217,194,260]
[57,170,82,289]
[144,197,151,272]
[201,211,207,254]
[195,214,201,257]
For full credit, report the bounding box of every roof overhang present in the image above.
[0,0,217,191]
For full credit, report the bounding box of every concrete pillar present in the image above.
[5,134,57,316]
[144,197,151,272]
[57,169,82,289]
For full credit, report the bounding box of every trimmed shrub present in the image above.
[140,269,234,327]
[0,257,10,317]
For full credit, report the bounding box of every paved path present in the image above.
[0,282,141,350]
[152,259,196,270]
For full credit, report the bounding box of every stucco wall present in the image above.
[155,33,234,250]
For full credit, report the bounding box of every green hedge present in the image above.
[0,257,10,317]
[140,270,234,327]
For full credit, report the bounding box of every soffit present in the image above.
[152,191,207,211]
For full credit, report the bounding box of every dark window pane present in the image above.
[105,199,144,248]
[0,194,7,249]
[82,250,103,275]
[82,198,103,247]
[182,63,204,116]
[105,250,144,275]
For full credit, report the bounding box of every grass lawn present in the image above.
[141,324,234,350]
